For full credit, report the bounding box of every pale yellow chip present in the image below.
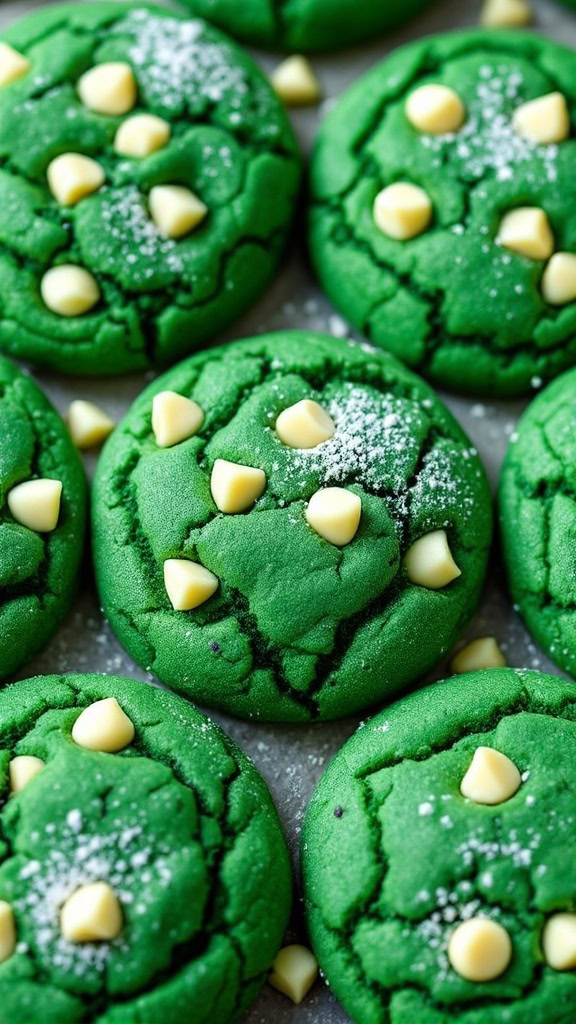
[47,153,105,206]
[114,113,171,157]
[60,882,122,943]
[498,207,554,261]
[405,84,466,134]
[276,399,336,449]
[513,92,569,145]
[0,42,30,86]
[164,559,219,611]
[460,746,521,805]
[149,185,207,239]
[306,487,361,547]
[269,945,318,1004]
[211,459,266,514]
[72,697,135,753]
[77,62,137,115]
[542,913,576,971]
[404,530,461,589]
[41,265,100,317]
[448,918,512,981]
[542,252,576,306]
[9,755,45,794]
[8,478,62,533]
[270,55,322,106]
[68,400,115,449]
[0,902,15,964]
[480,0,533,26]
[450,637,507,674]
[373,182,432,241]
[152,391,204,448]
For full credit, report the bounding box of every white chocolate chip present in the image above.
[164,559,219,611]
[513,92,570,145]
[149,185,207,239]
[405,84,466,134]
[8,478,62,533]
[210,459,266,514]
[0,902,16,964]
[41,265,100,317]
[269,945,318,1004]
[72,697,135,753]
[542,252,576,306]
[60,882,122,943]
[542,913,576,970]
[373,183,432,241]
[276,399,336,449]
[450,637,507,674]
[306,487,361,547]
[480,0,533,26]
[9,755,45,794]
[47,153,105,206]
[68,400,115,450]
[404,530,461,589]
[152,391,204,448]
[448,918,512,981]
[498,207,554,261]
[460,747,521,805]
[114,113,171,157]
[0,42,30,86]
[77,62,137,115]
[270,56,322,107]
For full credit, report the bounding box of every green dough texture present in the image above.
[302,667,576,1024]
[500,367,576,677]
[92,331,492,722]
[309,30,576,397]
[0,3,300,375]
[0,357,86,680]
[180,0,431,53]
[0,673,291,1023]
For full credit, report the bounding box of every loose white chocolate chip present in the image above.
[498,207,554,261]
[269,945,318,1004]
[448,918,512,981]
[480,0,533,26]
[152,391,204,448]
[8,478,62,533]
[270,56,322,107]
[404,530,461,589]
[276,399,336,449]
[513,92,570,145]
[306,487,361,547]
[72,697,135,753]
[542,252,576,306]
[114,113,171,157]
[460,746,521,805]
[77,62,137,115]
[405,84,466,135]
[0,42,30,86]
[60,882,122,943]
[9,755,45,794]
[149,185,207,239]
[451,637,507,674]
[68,400,115,449]
[164,559,219,611]
[542,913,576,970]
[373,182,432,241]
[41,265,100,317]
[0,902,16,964]
[211,459,266,514]
[47,153,105,206]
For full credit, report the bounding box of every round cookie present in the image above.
[309,30,576,397]
[500,367,576,677]
[0,3,300,375]
[0,672,291,1023]
[0,356,86,680]
[302,667,576,1024]
[180,0,431,53]
[92,330,492,722]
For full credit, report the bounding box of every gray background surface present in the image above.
[2,0,575,1018]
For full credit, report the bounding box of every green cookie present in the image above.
[0,3,300,375]
[309,30,576,397]
[303,667,576,1024]
[0,673,291,1022]
[181,0,431,53]
[92,331,492,722]
[0,357,86,680]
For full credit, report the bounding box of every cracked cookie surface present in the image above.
[309,30,576,397]
[0,357,85,680]
[92,331,492,722]
[0,673,291,1022]
[302,668,576,1024]
[0,3,299,375]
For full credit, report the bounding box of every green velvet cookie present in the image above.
[303,667,576,1024]
[180,0,431,53]
[92,330,492,722]
[0,672,291,1023]
[0,3,299,375]
[309,30,576,397]
[0,357,86,680]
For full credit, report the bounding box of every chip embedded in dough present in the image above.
[276,399,335,449]
[542,913,576,971]
[60,882,123,943]
[164,559,219,611]
[9,755,45,794]
[448,918,512,981]
[149,185,208,239]
[513,92,570,145]
[152,391,204,447]
[72,697,135,753]
[404,529,461,589]
[498,207,554,261]
[0,41,30,86]
[373,182,433,241]
[405,84,466,134]
[306,487,361,546]
[47,153,105,206]
[7,478,62,533]
[0,902,15,964]
[542,252,576,306]
[114,113,171,157]
[210,459,267,513]
[41,265,100,317]
[77,62,137,115]
[460,746,521,805]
